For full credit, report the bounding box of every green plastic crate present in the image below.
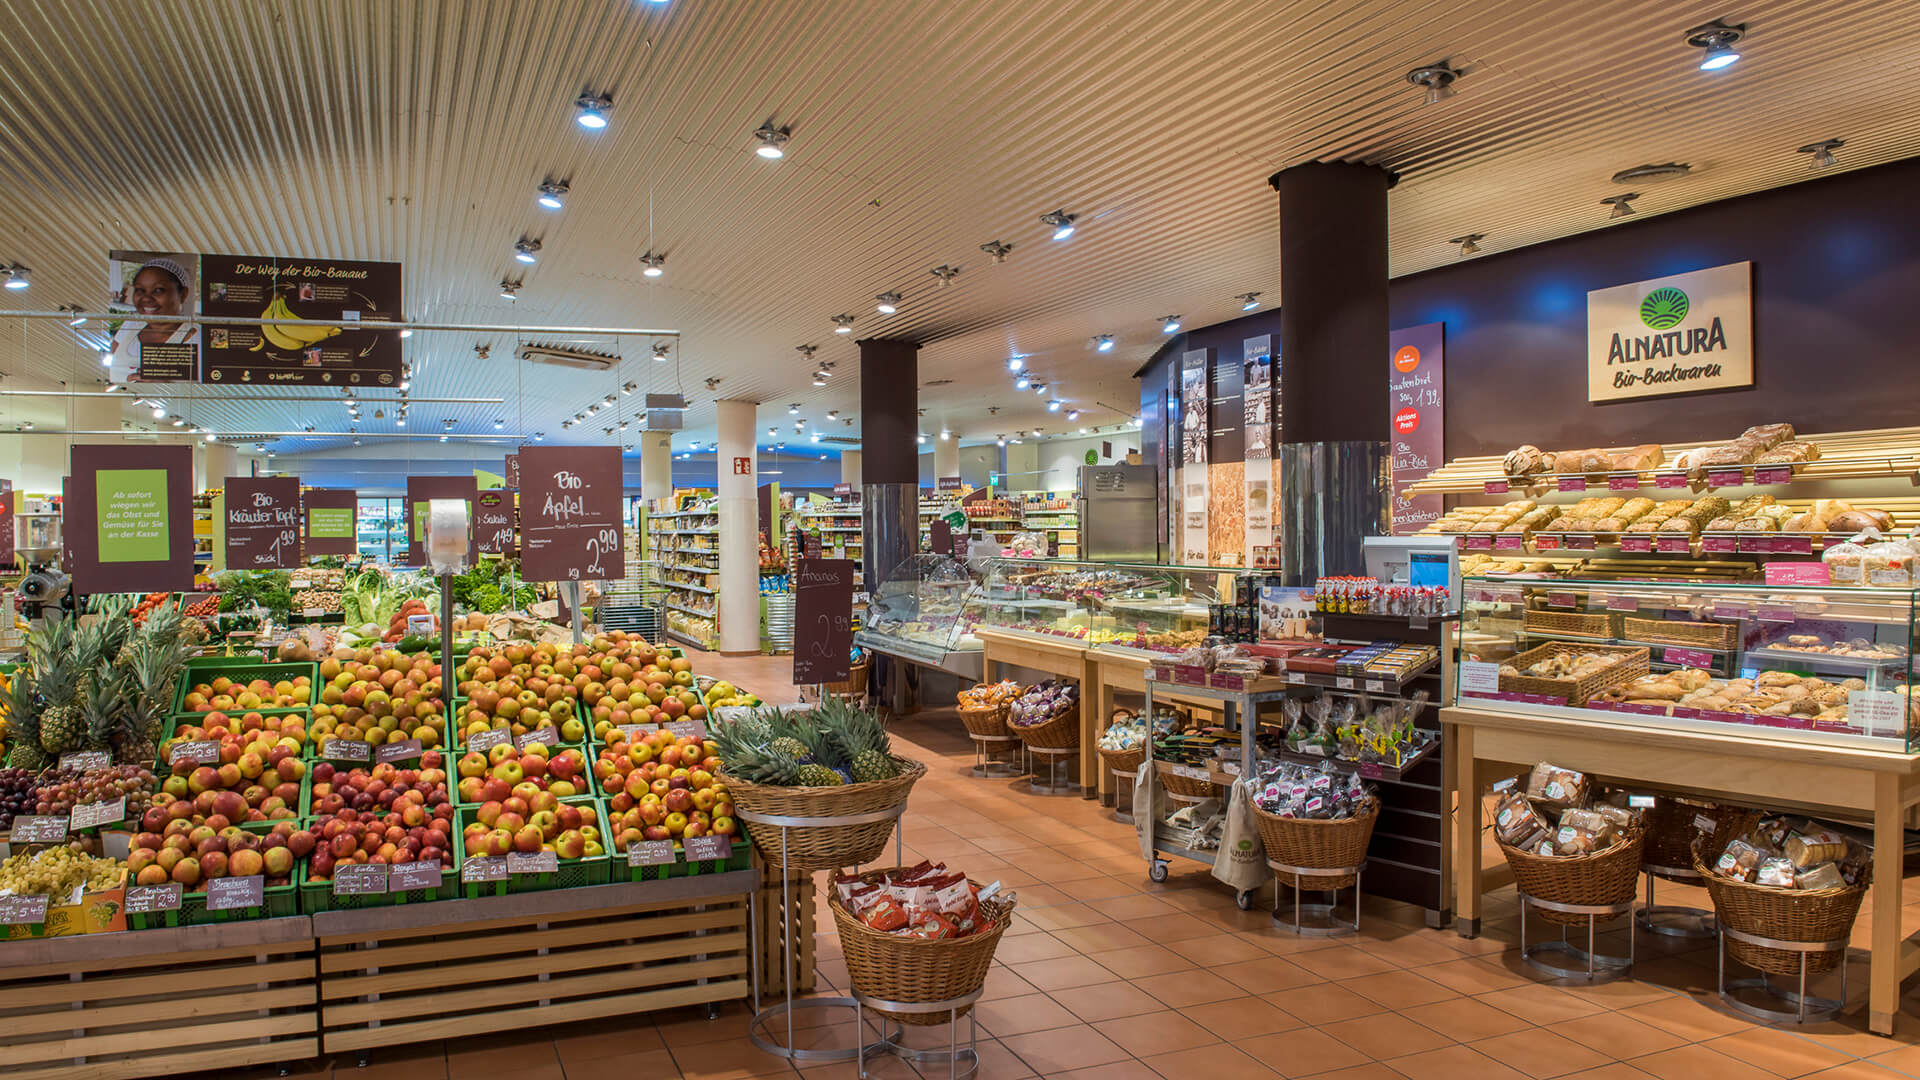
[174,659,320,714]
[613,835,750,883]
[456,795,610,896]
[127,870,301,930]
[294,814,460,912]
[148,741,311,828]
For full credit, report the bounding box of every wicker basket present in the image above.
[1099,745,1146,780]
[1692,847,1868,976]
[1621,615,1738,652]
[1158,762,1222,800]
[1009,703,1080,750]
[1252,797,1379,890]
[1499,642,1650,705]
[829,869,1015,1024]
[825,662,870,698]
[1497,827,1647,927]
[720,758,926,872]
[1524,608,1619,639]
[957,701,1011,740]
[1642,797,1729,875]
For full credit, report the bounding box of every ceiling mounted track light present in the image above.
[1686,21,1745,70]
[498,279,520,300]
[513,239,541,264]
[875,292,901,315]
[1611,162,1691,184]
[1040,210,1077,240]
[1095,334,1114,352]
[980,240,1014,263]
[1161,316,1182,334]
[652,343,671,362]
[831,314,855,334]
[1015,375,1030,390]
[575,92,612,129]
[753,122,791,159]
[1602,193,1640,219]
[1007,356,1024,372]
[536,180,569,209]
[1405,63,1460,104]
[638,252,666,278]
[1237,292,1262,311]
[929,265,961,287]
[1449,233,1484,257]
[1799,138,1844,169]
[1,265,29,290]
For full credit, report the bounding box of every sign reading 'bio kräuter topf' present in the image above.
[1587,260,1752,402]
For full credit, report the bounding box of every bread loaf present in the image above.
[1503,445,1548,477]
[1552,450,1585,474]
[1611,444,1664,471]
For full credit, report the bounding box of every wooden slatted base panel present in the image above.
[757,863,817,995]
[315,873,756,1054]
[0,917,318,1080]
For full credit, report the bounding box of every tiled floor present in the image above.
[204,649,1920,1079]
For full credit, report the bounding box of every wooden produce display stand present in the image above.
[0,915,318,1079]
[978,628,1098,798]
[1443,704,1920,1035]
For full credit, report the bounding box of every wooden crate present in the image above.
[315,872,756,1054]
[0,916,317,1080]
[756,861,818,995]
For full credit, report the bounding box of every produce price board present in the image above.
[518,446,624,583]
[476,490,515,555]
[205,875,264,911]
[10,815,69,842]
[225,476,303,570]
[303,487,359,557]
[792,558,855,685]
[124,882,184,914]
[0,894,50,925]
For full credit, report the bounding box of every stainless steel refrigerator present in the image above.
[1076,464,1159,562]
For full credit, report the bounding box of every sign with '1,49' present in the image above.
[517,446,624,582]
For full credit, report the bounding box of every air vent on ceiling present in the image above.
[1611,163,1691,184]
[517,343,619,370]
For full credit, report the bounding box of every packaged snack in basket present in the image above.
[1714,838,1765,882]
[1553,808,1615,856]
[1492,789,1546,847]
[1755,856,1798,888]
[1785,830,1848,868]
[861,896,910,932]
[1526,762,1589,808]
[905,910,959,940]
[1795,862,1846,890]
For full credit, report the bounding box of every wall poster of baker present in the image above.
[106,250,201,383]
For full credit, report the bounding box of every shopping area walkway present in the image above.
[255,649,1920,1080]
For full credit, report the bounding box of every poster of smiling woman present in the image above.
[106,250,201,383]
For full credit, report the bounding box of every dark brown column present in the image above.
[856,337,919,592]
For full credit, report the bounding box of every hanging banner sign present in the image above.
[404,476,476,567]
[475,490,516,555]
[1242,335,1275,561]
[518,446,624,582]
[1388,323,1446,534]
[303,488,358,557]
[67,444,194,593]
[224,476,302,569]
[199,253,404,388]
[1588,261,1752,402]
[1179,348,1211,565]
[105,250,202,382]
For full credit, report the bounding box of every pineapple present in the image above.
[728,745,804,786]
[817,696,899,783]
[30,620,83,756]
[80,667,130,762]
[0,667,48,772]
[126,634,191,747]
[769,735,812,761]
[793,763,844,787]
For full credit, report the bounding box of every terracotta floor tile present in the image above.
[1353,931,1480,969]
[1342,969,1459,1010]
[354,1046,451,1080]
[1290,946,1403,982]
[1144,1043,1281,1080]
[1401,997,1536,1043]
[1307,1066,1416,1080]
[1125,912,1224,942]
[797,1053,919,1080]
[1178,933,1271,966]
[1476,984,1607,1027]
[1615,996,1757,1042]
[1063,874,1146,901]
[445,1037,559,1073]
[1234,927,1358,957]
[1801,1065,1909,1080]
[998,1025,1133,1075]
[1089,893,1187,921]
[1633,1045,1783,1080]
[1092,943,1200,979]
[1053,920,1156,954]
[450,1066,563,1080]
[1010,954,1120,992]
[1215,955,1324,993]
[1700,1030,1855,1079]
[1241,1027,1372,1077]
[1263,984,1391,1026]
[995,930,1078,965]
[1553,1010,1689,1060]
[663,1034,798,1080]
[1179,995,1307,1040]
[1053,1061,1169,1080]
[1557,1067,1658,1080]
[1096,1010,1223,1057]
[972,992,1084,1037]
[980,964,1043,1001]
[1015,883,1078,908]
[558,1045,677,1076]
[1131,968,1249,1007]
[1022,903,1113,932]
[1467,1029,1615,1079]
[1321,1013,1454,1058]
[1388,1043,1533,1080]
[1053,981,1171,1023]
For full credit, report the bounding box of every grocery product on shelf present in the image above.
[126,821,301,890]
[309,649,446,747]
[451,743,590,804]
[0,846,125,897]
[453,634,696,746]
[1710,815,1865,889]
[1253,760,1375,819]
[2,607,197,770]
[597,726,736,851]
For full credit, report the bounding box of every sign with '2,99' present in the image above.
[793,559,855,686]
[517,446,624,583]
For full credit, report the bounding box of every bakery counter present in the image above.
[1443,702,1920,1035]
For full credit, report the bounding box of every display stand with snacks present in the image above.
[1250,770,1378,935]
[1139,671,1266,910]
[1006,679,1082,795]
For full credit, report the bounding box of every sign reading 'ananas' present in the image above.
[1587,262,1752,402]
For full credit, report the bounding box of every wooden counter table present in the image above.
[1443,703,1920,1035]
[977,628,1099,797]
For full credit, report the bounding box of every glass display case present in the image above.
[854,554,983,678]
[1457,575,1919,751]
[963,557,1233,659]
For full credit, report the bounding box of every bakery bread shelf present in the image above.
[1407,425,1920,496]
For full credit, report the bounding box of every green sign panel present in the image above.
[308,506,354,539]
[95,469,170,563]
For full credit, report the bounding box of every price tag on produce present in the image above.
[1693,814,1718,833]
[1494,533,1525,551]
[1558,476,1587,492]
[1707,468,1744,488]
[125,883,183,914]
[627,840,676,867]
[1849,691,1908,736]
[515,727,560,750]
[518,446,626,584]
[1628,795,1657,809]
[683,835,732,862]
[1655,535,1691,554]
[1364,679,1387,693]
[206,875,265,912]
[1755,605,1796,623]
[664,720,706,741]
[1534,534,1561,551]
[1171,765,1211,782]
[9,815,69,843]
[1701,535,1737,554]
[332,864,389,896]
[1712,601,1748,620]
[1334,676,1354,689]
[388,861,442,891]
[374,739,425,764]
[168,740,222,766]
[1606,594,1638,612]
[1654,472,1689,489]
[1547,592,1576,609]
[1619,535,1652,553]
[1220,761,1242,776]
[58,750,110,772]
[1663,646,1715,668]
[69,797,126,829]
[290,579,311,589]
[1459,660,1502,696]
[617,724,660,742]
[1772,534,1814,555]
[0,895,50,925]
[467,729,510,755]
[507,851,558,875]
[1754,466,1792,485]
[1565,533,1597,551]
[462,856,508,883]
[1608,474,1641,491]
[1285,672,1305,685]
[321,738,373,762]
[1483,480,1509,495]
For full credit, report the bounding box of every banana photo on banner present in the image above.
[105,250,202,384]
[198,252,404,387]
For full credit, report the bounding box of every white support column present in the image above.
[640,432,673,501]
[714,400,760,655]
[933,436,959,483]
[202,442,239,490]
[839,450,862,489]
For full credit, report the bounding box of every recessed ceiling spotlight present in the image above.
[831,314,855,334]
[1,265,28,290]
[875,292,901,315]
[353,437,361,446]
[1095,335,1114,353]
[1161,316,1182,334]
[1237,292,1262,311]
[1449,233,1484,257]
[1040,210,1077,240]
[202,428,215,441]
[536,180,569,209]
[753,122,791,159]
[930,265,961,287]
[1799,138,1844,169]
[1685,20,1744,70]
[1007,355,1025,372]
[574,92,612,129]
[151,404,166,418]
[1602,193,1639,219]
[638,252,666,278]
[604,426,614,436]
[512,239,541,264]
[826,410,839,420]
[1404,63,1460,104]
[1046,399,1061,412]
[498,279,520,300]
[1015,375,1030,390]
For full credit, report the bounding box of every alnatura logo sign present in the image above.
[1587,261,1752,402]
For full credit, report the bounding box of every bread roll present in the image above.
[1503,445,1547,477]
[1611,444,1664,471]
[1740,423,1796,449]
[1827,511,1884,535]
[1579,450,1612,473]
[1553,451,1585,474]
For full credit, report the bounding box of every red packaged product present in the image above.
[843,883,883,912]
[860,896,909,932]
[905,911,957,940]
[891,861,942,885]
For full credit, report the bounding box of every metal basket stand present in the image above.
[1518,891,1636,982]
[1638,864,1716,939]
[1270,860,1364,937]
[1027,746,1080,796]
[855,990,982,1080]
[1717,925,1849,1024]
[745,806,906,1063]
[1111,768,1136,825]
[969,732,1025,778]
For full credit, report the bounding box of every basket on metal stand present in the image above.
[1693,832,1868,1024]
[1098,746,1146,823]
[1009,704,1080,795]
[1638,797,1724,938]
[824,661,870,704]
[1498,825,1646,981]
[1252,797,1378,935]
[958,699,1024,778]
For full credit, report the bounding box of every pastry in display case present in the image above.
[854,553,984,678]
[962,557,1228,657]
[1457,575,1920,750]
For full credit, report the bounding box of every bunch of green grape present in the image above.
[0,846,124,897]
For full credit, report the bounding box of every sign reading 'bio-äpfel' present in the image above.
[518,446,624,582]
[1588,261,1752,402]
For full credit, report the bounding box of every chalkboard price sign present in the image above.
[476,490,516,555]
[518,446,624,583]
[225,476,303,570]
[792,558,855,685]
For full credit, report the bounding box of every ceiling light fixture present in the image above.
[930,265,961,287]
[622,381,638,395]
[1238,292,1262,311]
[638,252,666,278]
[1161,316,1181,334]
[1067,409,1080,421]
[536,180,569,209]
[1686,21,1744,70]
[169,415,185,427]
[498,279,520,300]
[996,435,1006,447]
[1602,193,1639,219]
[1,265,28,290]
[574,92,612,129]
[875,292,901,315]
[58,303,85,326]
[812,372,827,387]
[535,431,545,441]
[1404,63,1461,104]
[979,240,1014,264]
[513,239,541,264]
[1015,375,1030,390]
[1450,233,1484,257]
[399,328,412,339]
[831,314,855,334]
[1799,138,1844,169]
[1040,210,1077,240]
[396,417,405,427]
[493,418,504,429]
[1046,399,1061,412]
[151,404,166,419]
[753,122,791,159]
[939,429,951,441]
[204,429,215,441]
[1032,383,1047,396]
[1095,335,1114,352]
[1007,355,1025,372]
[917,433,927,444]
